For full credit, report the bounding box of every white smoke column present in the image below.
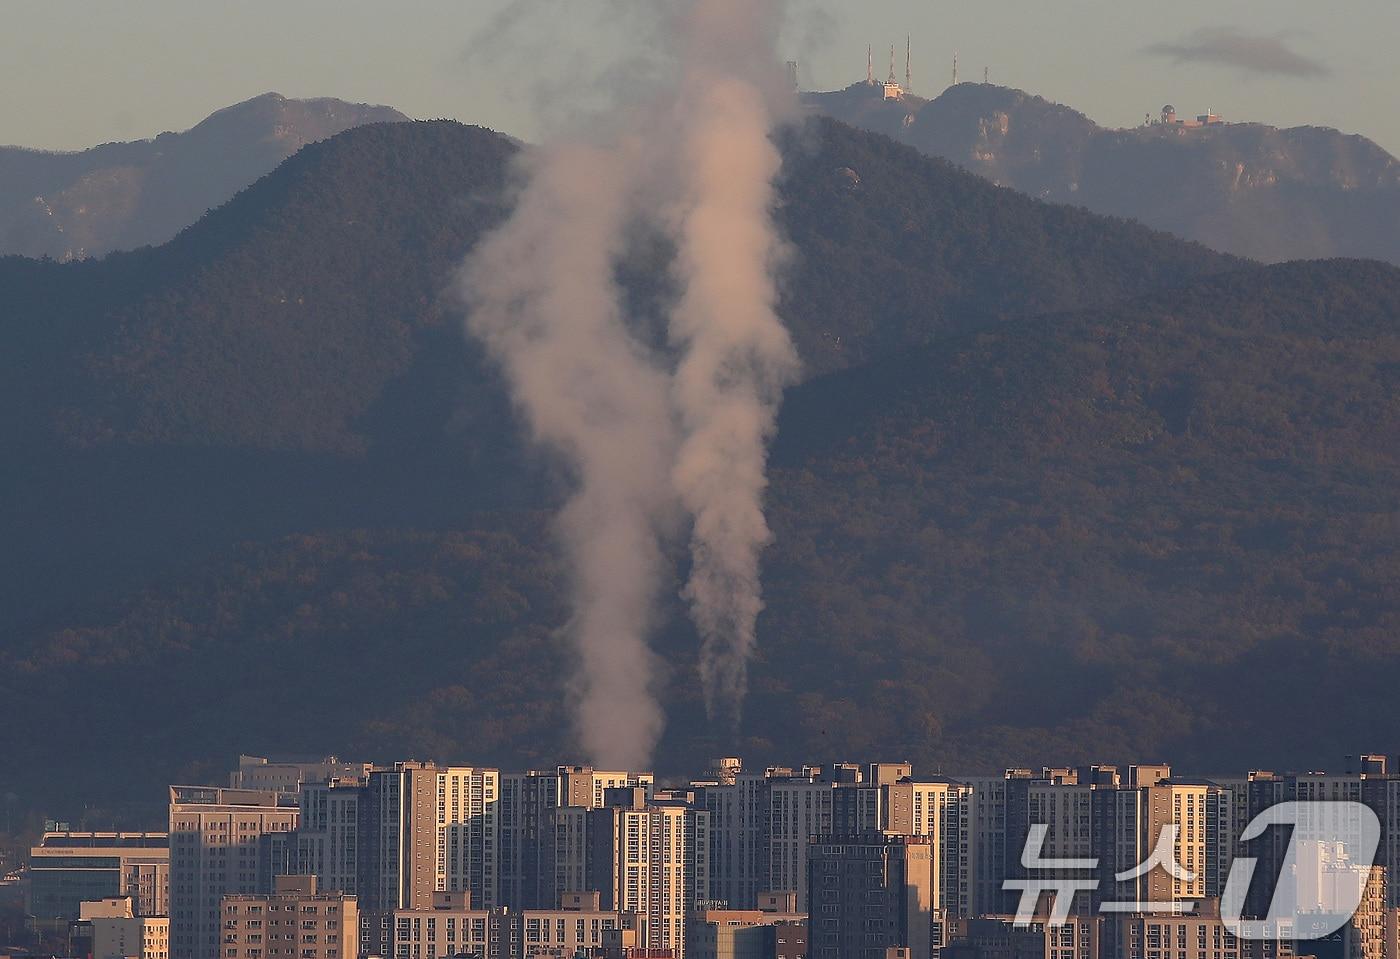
[665,0,799,725]
[462,0,798,759]
[460,140,677,770]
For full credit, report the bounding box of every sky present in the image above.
[2,0,1397,156]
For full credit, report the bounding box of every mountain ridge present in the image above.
[806,81,1400,264]
[0,92,409,260]
[2,116,1396,814]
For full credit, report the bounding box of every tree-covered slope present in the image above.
[7,118,1391,816]
[2,117,1233,457]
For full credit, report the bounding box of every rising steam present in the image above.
[665,0,799,725]
[460,0,796,766]
[461,141,677,770]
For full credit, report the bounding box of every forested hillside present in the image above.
[4,117,1394,818]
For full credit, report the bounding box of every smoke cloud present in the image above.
[460,0,795,765]
[664,0,799,726]
[461,141,678,770]
[1144,27,1330,78]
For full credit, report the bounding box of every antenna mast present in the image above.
[906,36,912,92]
[952,50,959,86]
[889,44,896,83]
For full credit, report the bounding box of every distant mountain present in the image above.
[0,93,408,260]
[806,81,1400,264]
[6,116,1397,817]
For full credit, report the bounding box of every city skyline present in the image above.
[18,751,1400,959]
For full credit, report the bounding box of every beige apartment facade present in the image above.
[391,889,635,959]
[90,913,171,959]
[221,875,358,959]
[169,787,301,959]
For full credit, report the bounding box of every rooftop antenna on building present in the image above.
[867,45,873,85]
[906,36,912,93]
[952,50,959,87]
[889,44,897,83]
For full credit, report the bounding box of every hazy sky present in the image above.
[3,0,1396,155]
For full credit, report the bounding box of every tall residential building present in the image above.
[500,767,653,909]
[438,766,501,908]
[168,787,300,959]
[27,832,170,926]
[965,775,1012,917]
[1140,783,1209,904]
[700,771,780,911]
[884,778,974,916]
[352,763,506,956]
[807,834,934,959]
[768,775,836,910]
[701,763,939,914]
[294,778,365,898]
[221,875,358,959]
[588,795,710,956]
[1006,772,1097,918]
[358,763,442,958]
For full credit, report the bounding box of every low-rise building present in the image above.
[27,831,169,927]
[221,875,357,959]
[391,890,635,959]
[688,891,807,959]
[91,911,171,959]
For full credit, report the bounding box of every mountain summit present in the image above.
[0,92,408,260]
[807,81,1400,264]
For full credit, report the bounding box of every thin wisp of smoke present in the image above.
[667,77,798,726]
[460,0,795,765]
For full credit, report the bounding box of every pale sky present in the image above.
[2,0,1396,156]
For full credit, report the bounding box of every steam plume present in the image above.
[461,141,677,770]
[665,0,799,725]
[460,0,795,763]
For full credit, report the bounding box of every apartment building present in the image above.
[221,875,357,959]
[89,906,171,959]
[589,793,710,957]
[1115,906,1297,959]
[807,834,934,959]
[439,766,501,908]
[358,763,442,958]
[294,778,365,898]
[687,891,807,959]
[391,889,634,959]
[885,778,975,916]
[500,767,654,910]
[168,787,300,959]
[942,914,1101,959]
